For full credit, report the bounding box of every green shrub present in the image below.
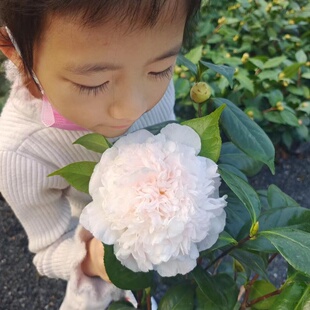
[175,0,310,149]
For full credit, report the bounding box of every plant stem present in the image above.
[198,103,203,118]
[240,274,259,310]
[205,235,250,270]
[146,294,151,310]
[268,253,278,265]
[247,289,282,307]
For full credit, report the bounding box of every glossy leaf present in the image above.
[73,133,111,153]
[249,280,277,310]
[182,105,225,162]
[195,274,238,310]
[219,142,263,177]
[271,282,310,310]
[213,98,275,173]
[258,207,310,232]
[144,121,178,135]
[260,229,310,276]
[263,56,286,69]
[185,45,203,64]
[191,267,227,309]
[48,161,97,194]
[282,63,305,79]
[267,184,301,208]
[230,249,269,279]
[218,163,248,181]
[104,244,153,290]
[224,194,252,239]
[158,283,195,310]
[219,167,261,223]
[177,54,198,76]
[200,60,234,87]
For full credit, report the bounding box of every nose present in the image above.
[109,88,147,121]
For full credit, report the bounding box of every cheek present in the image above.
[148,81,171,110]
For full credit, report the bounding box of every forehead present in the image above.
[44,0,187,33]
[34,2,186,72]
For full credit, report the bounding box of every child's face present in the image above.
[32,8,186,137]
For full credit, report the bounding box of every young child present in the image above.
[0,0,201,308]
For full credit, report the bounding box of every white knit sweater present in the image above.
[0,61,176,309]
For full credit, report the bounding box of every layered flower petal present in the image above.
[80,123,227,277]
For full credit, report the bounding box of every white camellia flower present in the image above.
[80,123,227,277]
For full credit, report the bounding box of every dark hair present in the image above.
[0,0,201,77]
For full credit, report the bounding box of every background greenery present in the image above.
[175,0,310,149]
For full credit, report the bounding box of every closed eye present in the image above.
[149,66,173,80]
[73,81,109,96]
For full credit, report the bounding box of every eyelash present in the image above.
[74,66,173,96]
[149,66,173,80]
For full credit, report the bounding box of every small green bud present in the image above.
[234,259,245,273]
[250,221,259,239]
[190,82,212,104]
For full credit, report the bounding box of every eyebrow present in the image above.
[64,43,182,75]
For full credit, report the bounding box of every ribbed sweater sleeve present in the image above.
[0,151,75,277]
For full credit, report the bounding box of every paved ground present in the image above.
[0,143,309,310]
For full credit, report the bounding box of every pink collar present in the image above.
[41,95,86,131]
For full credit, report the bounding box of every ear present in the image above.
[0,27,23,68]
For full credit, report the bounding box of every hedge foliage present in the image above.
[175,0,310,148]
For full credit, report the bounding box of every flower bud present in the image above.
[250,221,259,239]
[241,53,250,64]
[190,82,212,104]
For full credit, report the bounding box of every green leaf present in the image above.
[195,274,238,310]
[264,111,285,125]
[177,54,198,76]
[258,70,280,81]
[267,89,284,106]
[219,166,261,223]
[219,142,263,177]
[249,280,277,310]
[258,207,310,232]
[218,163,248,182]
[48,161,97,194]
[249,58,264,70]
[213,98,275,174]
[191,267,227,309]
[225,195,252,239]
[104,244,153,290]
[185,45,203,64]
[158,283,195,310]
[107,301,136,310]
[234,73,254,93]
[282,63,304,79]
[295,50,308,63]
[174,78,191,99]
[270,282,310,310]
[263,56,287,69]
[73,133,111,153]
[260,229,310,276]
[281,110,300,127]
[267,184,301,208]
[182,105,225,162]
[230,249,269,279]
[200,60,235,87]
